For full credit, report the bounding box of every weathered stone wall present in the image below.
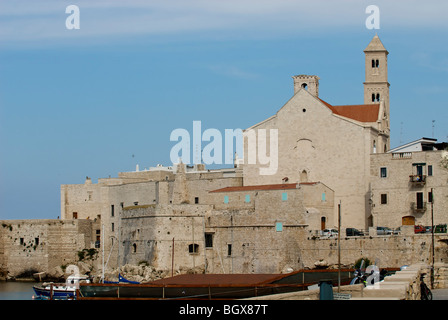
[119,204,212,271]
[0,219,95,279]
[300,233,448,269]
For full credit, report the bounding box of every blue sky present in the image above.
[0,0,447,219]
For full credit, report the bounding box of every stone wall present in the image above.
[300,233,448,268]
[0,219,96,279]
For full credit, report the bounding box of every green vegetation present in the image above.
[78,248,98,261]
[354,257,372,269]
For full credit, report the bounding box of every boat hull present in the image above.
[33,285,75,300]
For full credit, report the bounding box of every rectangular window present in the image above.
[276,222,283,232]
[380,167,387,178]
[380,194,388,204]
[224,195,229,204]
[189,243,199,254]
[205,233,213,248]
[20,238,24,245]
[35,238,39,246]
[72,212,78,219]
[428,165,433,176]
[282,192,288,201]
[428,191,433,203]
[111,223,114,232]
[321,192,326,202]
[194,197,199,204]
[227,244,232,256]
[245,195,250,203]
[416,192,424,209]
[111,205,114,217]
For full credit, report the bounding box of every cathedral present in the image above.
[241,34,390,229]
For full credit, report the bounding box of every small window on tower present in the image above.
[381,194,388,204]
[376,93,380,102]
[372,93,375,102]
[302,83,308,90]
[376,59,379,68]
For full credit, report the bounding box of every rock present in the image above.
[77,261,91,275]
[47,266,65,279]
[282,267,294,273]
[314,260,329,268]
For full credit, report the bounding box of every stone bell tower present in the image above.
[364,34,390,150]
[364,34,390,120]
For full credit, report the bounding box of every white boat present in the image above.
[33,274,91,300]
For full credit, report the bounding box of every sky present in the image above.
[0,0,447,219]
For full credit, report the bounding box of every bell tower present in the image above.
[293,75,320,97]
[364,34,390,150]
[364,35,390,117]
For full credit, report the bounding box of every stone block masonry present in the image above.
[0,219,96,279]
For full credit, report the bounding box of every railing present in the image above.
[409,175,426,185]
[392,152,412,159]
[411,202,427,213]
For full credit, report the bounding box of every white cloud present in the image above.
[0,0,447,46]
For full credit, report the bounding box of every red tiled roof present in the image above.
[318,98,380,123]
[210,182,318,193]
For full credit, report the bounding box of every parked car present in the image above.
[425,226,432,233]
[393,227,401,235]
[435,224,447,233]
[414,225,425,234]
[321,228,338,238]
[376,226,391,235]
[346,228,364,236]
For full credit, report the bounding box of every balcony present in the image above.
[392,152,412,160]
[409,175,426,186]
[411,202,427,213]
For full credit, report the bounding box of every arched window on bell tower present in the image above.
[372,93,380,102]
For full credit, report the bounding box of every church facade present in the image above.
[242,34,390,230]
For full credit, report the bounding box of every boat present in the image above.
[32,274,92,300]
[104,273,140,284]
[78,269,358,300]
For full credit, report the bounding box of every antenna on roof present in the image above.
[432,120,435,138]
[400,122,403,144]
